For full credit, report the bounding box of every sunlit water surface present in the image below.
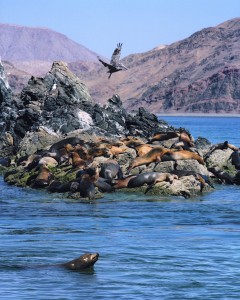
[1,117,240,299]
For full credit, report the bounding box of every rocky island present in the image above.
[1,60,240,199]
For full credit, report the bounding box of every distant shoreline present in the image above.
[157,113,240,117]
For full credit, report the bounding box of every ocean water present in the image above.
[1,117,240,300]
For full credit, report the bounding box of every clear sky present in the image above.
[0,0,239,58]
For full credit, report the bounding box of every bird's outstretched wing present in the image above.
[110,43,122,66]
[98,56,112,68]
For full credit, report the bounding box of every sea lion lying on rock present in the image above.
[171,170,214,192]
[208,167,234,184]
[129,172,178,194]
[112,172,178,194]
[161,149,205,165]
[99,159,123,181]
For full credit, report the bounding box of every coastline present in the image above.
[157,113,240,117]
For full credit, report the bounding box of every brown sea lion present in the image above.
[70,151,88,169]
[204,141,238,159]
[122,138,153,157]
[148,132,179,143]
[14,253,99,271]
[38,156,58,168]
[233,171,240,185]
[161,150,205,165]
[99,159,123,180]
[127,172,178,193]
[126,147,169,173]
[48,181,72,193]
[17,154,42,170]
[208,167,234,184]
[88,146,110,158]
[49,137,84,152]
[77,164,99,199]
[111,175,137,189]
[107,145,127,158]
[228,150,240,170]
[61,253,99,270]
[95,177,115,193]
[179,130,194,147]
[79,173,97,200]
[33,165,53,188]
[171,170,214,191]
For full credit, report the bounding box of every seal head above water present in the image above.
[61,253,99,270]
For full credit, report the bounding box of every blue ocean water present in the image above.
[1,117,240,300]
[162,115,240,147]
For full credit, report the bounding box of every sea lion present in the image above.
[179,130,194,147]
[233,171,240,185]
[38,156,58,168]
[8,253,99,271]
[122,138,153,157]
[111,175,137,189]
[99,159,123,180]
[49,137,84,153]
[70,151,89,169]
[161,150,205,165]
[127,172,178,193]
[204,141,239,159]
[126,147,170,173]
[134,144,154,157]
[33,165,53,188]
[208,167,234,184]
[148,131,179,143]
[17,154,42,170]
[107,145,127,158]
[61,253,99,270]
[48,181,72,193]
[95,177,115,193]
[88,146,110,158]
[171,170,214,191]
[228,150,240,170]
[78,173,97,200]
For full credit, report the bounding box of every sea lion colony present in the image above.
[2,129,240,199]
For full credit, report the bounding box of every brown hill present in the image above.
[0,23,100,76]
[76,17,240,113]
[0,23,99,62]
[2,18,240,114]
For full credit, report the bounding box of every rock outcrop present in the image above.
[0,61,16,156]
[0,61,170,157]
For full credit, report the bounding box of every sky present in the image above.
[0,0,239,58]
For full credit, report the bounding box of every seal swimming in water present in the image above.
[61,253,99,270]
[5,253,99,271]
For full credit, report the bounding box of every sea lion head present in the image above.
[63,253,99,270]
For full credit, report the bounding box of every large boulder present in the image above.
[0,61,172,156]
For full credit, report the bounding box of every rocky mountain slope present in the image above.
[78,18,240,113]
[0,23,99,76]
[1,18,240,113]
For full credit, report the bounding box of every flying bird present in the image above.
[98,43,128,79]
